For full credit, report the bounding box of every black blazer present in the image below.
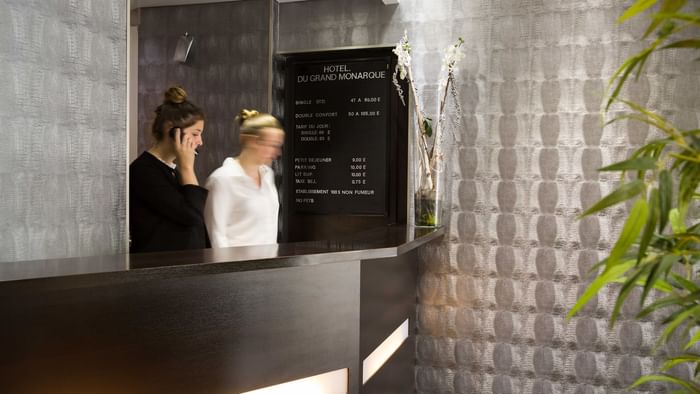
[129,151,209,253]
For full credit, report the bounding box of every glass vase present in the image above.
[414,188,438,227]
[408,109,455,229]
[413,153,449,228]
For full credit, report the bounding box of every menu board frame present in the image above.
[278,47,408,242]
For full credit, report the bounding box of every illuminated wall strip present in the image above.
[362,318,410,384]
[241,368,348,394]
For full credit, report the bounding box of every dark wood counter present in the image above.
[0,225,443,394]
[0,225,442,284]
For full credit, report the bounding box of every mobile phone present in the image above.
[169,127,198,155]
[168,127,184,143]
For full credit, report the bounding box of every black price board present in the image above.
[290,57,390,214]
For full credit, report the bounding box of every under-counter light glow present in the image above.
[362,318,409,384]
[241,368,348,394]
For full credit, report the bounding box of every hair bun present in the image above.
[236,109,260,125]
[164,86,187,104]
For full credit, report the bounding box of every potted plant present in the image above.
[568,0,700,391]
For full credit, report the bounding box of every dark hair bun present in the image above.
[235,109,260,126]
[164,86,187,104]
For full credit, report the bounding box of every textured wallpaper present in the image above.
[0,0,127,263]
[137,0,270,182]
[278,0,699,393]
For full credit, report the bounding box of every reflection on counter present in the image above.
[242,368,347,394]
[0,226,442,283]
[362,318,409,384]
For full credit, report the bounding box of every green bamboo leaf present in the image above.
[659,170,672,232]
[639,294,683,319]
[676,233,700,243]
[638,188,659,262]
[624,272,673,293]
[642,0,688,38]
[669,272,698,292]
[630,373,700,392]
[679,163,700,214]
[659,19,677,37]
[651,235,674,252]
[680,322,698,351]
[670,151,700,163]
[642,254,677,306]
[423,117,433,138]
[670,249,700,258]
[598,157,657,172]
[662,39,700,49]
[579,180,646,217]
[622,37,668,92]
[619,99,678,137]
[631,142,662,160]
[608,198,649,266]
[611,264,653,326]
[609,54,643,88]
[670,208,687,234]
[635,47,653,82]
[685,330,700,350]
[630,138,671,163]
[639,284,700,320]
[669,149,696,169]
[567,260,635,320]
[660,305,700,345]
[606,56,646,110]
[647,136,674,147]
[605,114,676,143]
[585,257,609,278]
[689,222,700,233]
[655,11,700,24]
[678,291,700,303]
[618,0,658,24]
[662,353,700,370]
[654,277,675,293]
[605,114,650,127]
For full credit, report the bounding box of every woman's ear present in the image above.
[239,134,256,147]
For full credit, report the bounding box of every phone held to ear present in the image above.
[168,127,183,142]
[169,127,198,155]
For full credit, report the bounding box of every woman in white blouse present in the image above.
[204,110,284,248]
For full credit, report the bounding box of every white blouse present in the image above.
[204,158,279,248]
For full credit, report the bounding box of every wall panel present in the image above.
[277,0,700,392]
[0,0,127,263]
[137,0,270,181]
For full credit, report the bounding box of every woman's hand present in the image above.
[173,128,199,186]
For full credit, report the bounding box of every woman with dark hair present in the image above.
[204,109,284,248]
[129,86,208,253]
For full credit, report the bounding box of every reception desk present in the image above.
[0,225,442,394]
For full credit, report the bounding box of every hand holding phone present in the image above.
[169,127,184,143]
[172,127,198,172]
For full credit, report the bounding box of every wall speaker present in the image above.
[173,32,194,64]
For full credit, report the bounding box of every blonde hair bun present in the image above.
[236,110,283,137]
[164,86,187,104]
[236,109,260,126]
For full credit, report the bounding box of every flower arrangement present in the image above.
[392,32,465,225]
